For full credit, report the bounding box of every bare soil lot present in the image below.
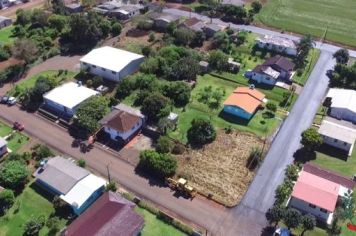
[176,130,265,207]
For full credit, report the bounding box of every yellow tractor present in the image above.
[166,177,197,199]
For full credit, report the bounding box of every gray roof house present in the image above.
[110,5,143,20]
[0,16,12,29]
[65,3,83,13]
[149,12,180,30]
[35,156,106,215]
[0,137,7,157]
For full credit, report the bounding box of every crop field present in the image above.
[255,0,356,48]
[176,130,265,207]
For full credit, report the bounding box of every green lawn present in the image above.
[0,26,15,45]
[255,0,356,48]
[312,144,356,177]
[292,49,321,85]
[0,183,68,236]
[136,208,186,236]
[0,121,28,153]
[8,70,77,97]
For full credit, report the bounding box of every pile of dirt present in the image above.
[176,130,266,207]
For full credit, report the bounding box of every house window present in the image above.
[112,71,116,75]
[92,65,97,68]
[334,139,338,143]
[320,208,327,213]
[344,142,347,146]
[83,62,88,66]
[309,203,316,209]
[101,68,106,71]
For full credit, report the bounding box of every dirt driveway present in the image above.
[0,0,45,19]
[24,55,82,79]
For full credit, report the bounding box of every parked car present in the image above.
[7,97,17,106]
[1,96,9,104]
[13,121,24,131]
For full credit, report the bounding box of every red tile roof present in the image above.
[292,171,339,212]
[65,191,144,236]
[223,87,265,114]
[303,163,355,190]
[100,110,141,133]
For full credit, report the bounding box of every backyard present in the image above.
[136,208,187,236]
[0,26,14,45]
[176,130,265,206]
[255,0,356,48]
[0,182,69,236]
[0,120,28,153]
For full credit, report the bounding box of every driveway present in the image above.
[0,0,45,19]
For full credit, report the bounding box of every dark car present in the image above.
[1,96,9,104]
[13,121,24,131]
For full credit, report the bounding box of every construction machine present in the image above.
[166,177,197,199]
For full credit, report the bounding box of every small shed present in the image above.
[228,58,241,73]
[0,16,12,29]
[168,112,178,125]
[199,61,210,74]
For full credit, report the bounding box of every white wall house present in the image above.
[0,137,7,157]
[80,47,144,82]
[250,65,279,86]
[318,118,356,156]
[0,16,12,29]
[256,35,298,56]
[100,104,145,142]
[288,163,355,225]
[43,82,99,118]
[326,88,356,123]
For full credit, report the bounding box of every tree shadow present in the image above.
[260,226,275,236]
[293,147,316,164]
[134,165,167,188]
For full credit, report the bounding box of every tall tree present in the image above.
[208,50,229,71]
[141,93,171,122]
[0,160,29,190]
[283,208,302,230]
[187,119,216,145]
[296,35,314,68]
[301,128,323,152]
[11,38,39,64]
[162,81,191,107]
[301,214,316,236]
[333,48,349,64]
[266,205,285,227]
[169,57,200,81]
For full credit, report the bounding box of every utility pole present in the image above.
[106,162,111,182]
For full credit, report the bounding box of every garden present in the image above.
[0,121,28,153]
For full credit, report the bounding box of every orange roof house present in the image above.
[223,87,265,120]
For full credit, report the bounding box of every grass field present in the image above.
[0,26,15,45]
[136,208,186,236]
[0,121,28,153]
[0,183,68,236]
[255,0,356,48]
[292,49,321,85]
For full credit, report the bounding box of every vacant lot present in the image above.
[176,130,265,206]
[255,0,356,48]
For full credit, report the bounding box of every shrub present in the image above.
[46,216,60,235]
[23,215,46,236]
[139,150,177,178]
[0,189,15,212]
[92,76,103,88]
[156,136,172,154]
[266,102,277,112]
[0,161,29,190]
[86,79,93,87]
[105,181,118,192]
[187,119,216,146]
[296,68,303,76]
[148,32,155,42]
[77,159,86,167]
[32,144,54,161]
[111,22,122,36]
[172,143,185,155]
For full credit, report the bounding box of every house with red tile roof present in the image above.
[99,103,145,143]
[64,191,144,236]
[288,163,355,225]
[223,87,265,120]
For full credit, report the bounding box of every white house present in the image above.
[318,117,356,156]
[256,35,298,56]
[0,16,12,29]
[111,5,142,20]
[35,156,107,215]
[0,137,7,157]
[288,163,355,225]
[250,65,280,86]
[326,88,356,123]
[43,82,99,118]
[99,104,145,142]
[80,47,144,82]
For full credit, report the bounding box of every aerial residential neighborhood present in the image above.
[0,0,356,236]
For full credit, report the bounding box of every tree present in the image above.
[141,93,171,122]
[187,119,216,145]
[52,195,66,211]
[11,38,39,64]
[296,35,314,68]
[283,208,302,230]
[139,150,177,177]
[266,205,285,227]
[333,48,349,64]
[46,217,60,235]
[275,183,292,205]
[75,96,110,134]
[208,50,229,71]
[212,32,231,53]
[0,189,15,212]
[301,214,316,236]
[15,9,32,26]
[156,136,172,154]
[174,28,195,46]
[339,190,355,224]
[111,22,122,36]
[77,159,86,167]
[197,86,225,113]
[0,161,29,190]
[32,144,54,161]
[266,102,277,112]
[327,217,341,236]
[162,81,191,107]
[23,215,46,236]
[169,57,200,82]
[301,128,323,152]
[191,31,206,47]
[251,1,262,13]
[48,14,67,33]
[285,164,299,181]
[115,76,137,99]
[157,118,174,135]
[105,181,117,192]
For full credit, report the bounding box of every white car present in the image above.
[7,97,17,106]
